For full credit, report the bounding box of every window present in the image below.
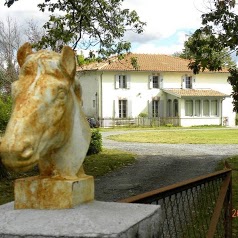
[119,100,127,118]
[149,75,160,89]
[173,99,178,117]
[203,100,209,116]
[152,100,159,117]
[195,100,201,116]
[115,75,130,89]
[185,76,192,89]
[185,100,193,116]
[211,100,218,116]
[119,75,127,88]
[153,76,159,88]
[167,99,172,117]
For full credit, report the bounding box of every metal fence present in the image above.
[98,117,225,128]
[119,167,232,238]
[99,117,180,127]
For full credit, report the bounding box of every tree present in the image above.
[173,34,236,70]
[4,0,146,56]
[0,17,22,94]
[181,0,238,111]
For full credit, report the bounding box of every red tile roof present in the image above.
[163,89,229,98]
[77,53,229,73]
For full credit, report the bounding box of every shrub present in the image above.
[87,129,102,155]
[138,112,148,117]
[0,95,12,132]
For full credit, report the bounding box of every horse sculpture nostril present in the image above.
[21,146,34,159]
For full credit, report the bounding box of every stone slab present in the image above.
[14,175,94,209]
[0,201,161,238]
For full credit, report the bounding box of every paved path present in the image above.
[95,129,238,202]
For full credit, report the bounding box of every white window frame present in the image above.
[211,100,218,116]
[149,74,161,89]
[152,100,159,117]
[119,99,127,118]
[115,75,130,89]
[185,100,193,116]
[185,76,192,89]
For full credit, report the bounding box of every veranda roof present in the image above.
[162,89,229,98]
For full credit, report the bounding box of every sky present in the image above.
[0,0,208,55]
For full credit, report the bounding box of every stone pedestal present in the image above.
[0,201,161,238]
[14,175,94,209]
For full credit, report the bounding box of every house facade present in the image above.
[77,54,235,127]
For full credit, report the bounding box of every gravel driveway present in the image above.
[95,129,238,202]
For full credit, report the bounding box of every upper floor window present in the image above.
[153,76,159,88]
[149,74,161,89]
[185,76,192,89]
[115,75,130,89]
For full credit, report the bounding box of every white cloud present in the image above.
[0,0,50,26]
[123,0,208,54]
[0,0,208,55]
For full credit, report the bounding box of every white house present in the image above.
[77,53,236,127]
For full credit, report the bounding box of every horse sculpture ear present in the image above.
[60,46,76,80]
[17,42,33,67]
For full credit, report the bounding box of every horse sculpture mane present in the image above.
[0,43,91,179]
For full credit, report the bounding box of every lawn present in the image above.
[108,128,238,144]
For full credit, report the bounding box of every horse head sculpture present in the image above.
[0,43,91,179]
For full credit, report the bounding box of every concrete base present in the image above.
[0,201,161,238]
[14,175,94,209]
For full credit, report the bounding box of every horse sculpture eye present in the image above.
[57,90,67,101]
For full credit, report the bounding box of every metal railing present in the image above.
[98,117,226,128]
[119,167,232,238]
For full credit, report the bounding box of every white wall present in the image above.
[101,71,163,118]
[76,71,99,117]
[77,70,236,126]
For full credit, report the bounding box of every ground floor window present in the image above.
[195,100,201,116]
[203,100,209,116]
[167,99,172,116]
[185,99,219,117]
[211,100,218,116]
[185,100,193,116]
[119,100,127,118]
[152,100,159,117]
[173,99,178,117]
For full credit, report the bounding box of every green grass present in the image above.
[0,148,136,205]
[84,148,136,177]
[108,129,238,144]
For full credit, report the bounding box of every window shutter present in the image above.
[114,99,119,118]
[115,75,119,89]
[181,76,185,89]
[128,100,132,117]
[148,75,153,89]
[126,75,131,89]
[192,77,196,89]
[147,100,152,117]
[159,75,163,89]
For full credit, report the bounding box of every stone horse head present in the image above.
[0,43,91,179]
